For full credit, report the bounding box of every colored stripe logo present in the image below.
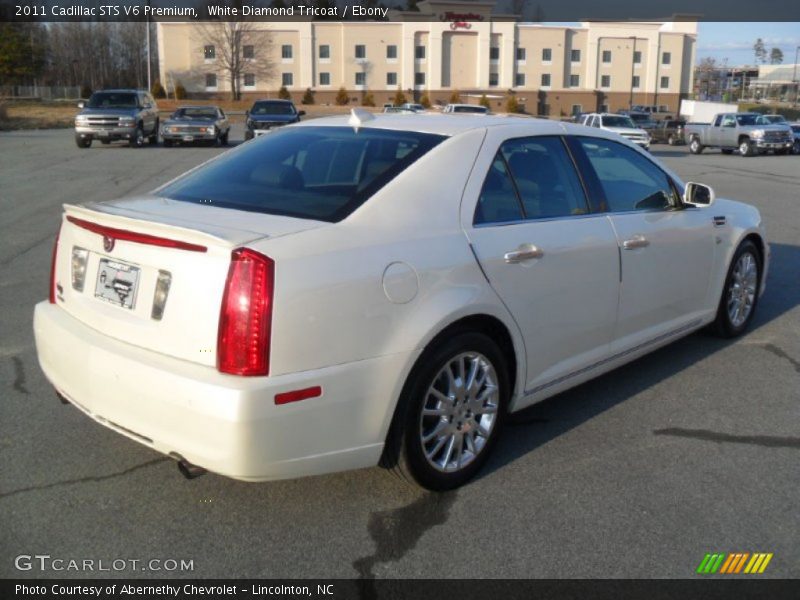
[697,552,773,574]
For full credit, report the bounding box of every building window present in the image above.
[517,47,527,62]
[355,72,366,86]
[601,75,611,88]
[632,75,640,89]
[570,49,581,63]
[541,73,551,88]
[319,72,330,86]
[386,45,397,60]
[489,72,499,86]
[542,48,552,62]
[244,73,255,88]
[355,44,366,59]
[660,76,670,89]
[571,104,582,116]
[515,73,526,87]
[662,52,671,65]
[490,46,500,61]
[415,45,426,60]
[602,50,612,63]
[281,45,293,60]
[282,72,293,87]
[205,73,217,88]
[414,72,425,86]
[243,45,254,60]
[319,45,330,60]
[633,50,642,64]
[204,45,215,61]
[569,74,580,87]
[387,72,397,86]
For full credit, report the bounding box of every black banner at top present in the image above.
[2,0,800,22]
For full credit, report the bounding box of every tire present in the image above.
[162,139,173,148]
[381,331,510,491]
[667,135,676,146]
[220,130,229,146]
[148,119,159,145]
[739,138,756,157]
[711,240,761,338]
[793,140,800,155]
[721,148,734,155]
[129,125,145,148]
[689,137,704,154]
[75,134,91,148]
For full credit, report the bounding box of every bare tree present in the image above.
[195,21,276,100]
[753,38,767,65]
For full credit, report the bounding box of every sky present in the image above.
[695,22,800,66]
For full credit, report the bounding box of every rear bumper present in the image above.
[33,302,410,481]
[161,130,217,142]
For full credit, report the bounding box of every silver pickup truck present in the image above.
[685,112,793,157]
[74,89,160,148]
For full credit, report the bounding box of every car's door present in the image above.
[720,114,737,147]
[568,136,716,351]
[463,133,620,397]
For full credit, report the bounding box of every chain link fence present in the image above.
[0,85,82,100]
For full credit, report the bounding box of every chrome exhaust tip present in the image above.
[176,458,207,480]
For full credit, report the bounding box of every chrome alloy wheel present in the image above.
[727,251,758,328]
[419,352,499,473]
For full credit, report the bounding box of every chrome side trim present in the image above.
[523,318,703,397]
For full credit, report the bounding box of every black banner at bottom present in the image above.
[3,579,800,600]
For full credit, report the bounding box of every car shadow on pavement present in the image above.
[479,241,800,480]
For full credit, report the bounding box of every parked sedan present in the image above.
[161,106,230,147]
[34,112,768,491]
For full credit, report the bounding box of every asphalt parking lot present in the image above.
[1,126,798,579]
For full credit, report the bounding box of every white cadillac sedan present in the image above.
[34,111,768,490]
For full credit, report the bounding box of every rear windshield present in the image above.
[156,126,446,222]
[174,108,217,119]
[251,101,296,116]
[602,116,636,128]
[87,92,139,109]
[453,106,488,113]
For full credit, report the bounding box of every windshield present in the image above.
[627,113,649,123]
[453,106,488,113]
[251,102,295,116]
[156,126,446,222]
[757,115,786,124]
[87,92,139,109]
[174,108,217,120]
[602,116,636,128]
[736,114,759,126]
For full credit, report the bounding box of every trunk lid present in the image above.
[53,197,325,367]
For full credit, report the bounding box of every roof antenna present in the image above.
[349,108,375,132]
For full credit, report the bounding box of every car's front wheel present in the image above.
[739,138,756,157]
[712,240,761,338]
[75,134,91,148]
[383,331,509,491]
[129,125,145,148]
[689,137,703,154]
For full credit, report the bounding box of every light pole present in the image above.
[146,1,152,93]
[629,36,636,109]
[793,46,799,108]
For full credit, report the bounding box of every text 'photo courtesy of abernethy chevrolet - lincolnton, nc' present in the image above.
[35,109,769,491]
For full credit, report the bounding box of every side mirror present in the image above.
[298,110,306,117]
[684,182,715,207]
[143,103,152,109]
[77,101,85,109]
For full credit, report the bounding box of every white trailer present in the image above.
[680,100,739,123]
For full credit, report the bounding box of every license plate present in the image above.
[95,258,140,310]
[99,131,109,137]
[182,135,194,142]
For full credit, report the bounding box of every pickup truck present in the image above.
[647,119,686,145]
[74,89,159,148]
[685,112,794,156]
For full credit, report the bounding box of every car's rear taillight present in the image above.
[49,226,61,304]
[217,248,274,376]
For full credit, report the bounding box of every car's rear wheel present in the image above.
[689,137,703,154]
[75,134,91,148]
[382,331,509,491]
[712,240,761,338]
[739,138,756,157]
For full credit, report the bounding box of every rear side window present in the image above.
[156,126,445,222]
[574,137,677,213]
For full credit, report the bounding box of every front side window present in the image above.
[574,137,677,213]
[156,127,446,222]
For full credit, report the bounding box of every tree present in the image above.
[393,86,407,106]
[506,95,520,113]
[278,85,291,99]
[753,38,767,64]
[449,90,461,103]
[197,21,275,101]
[174,82,187,100]
[479,94,491,109]
[695,57,719,98]
[301,88,315,104]
[151,79,166,98]
[769,48,784,64]
[419,92,431,108]
[0,23,46,84]
[361,92,376,107]
[335,86,349,106]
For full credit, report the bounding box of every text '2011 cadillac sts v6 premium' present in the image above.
[34,111,769,490]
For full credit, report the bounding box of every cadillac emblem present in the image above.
[103,236,115,252]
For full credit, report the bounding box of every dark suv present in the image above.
[244,99,305,141]
[75,90,159,148]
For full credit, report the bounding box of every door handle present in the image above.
[622,235,650,250]
[504,244,544,263]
